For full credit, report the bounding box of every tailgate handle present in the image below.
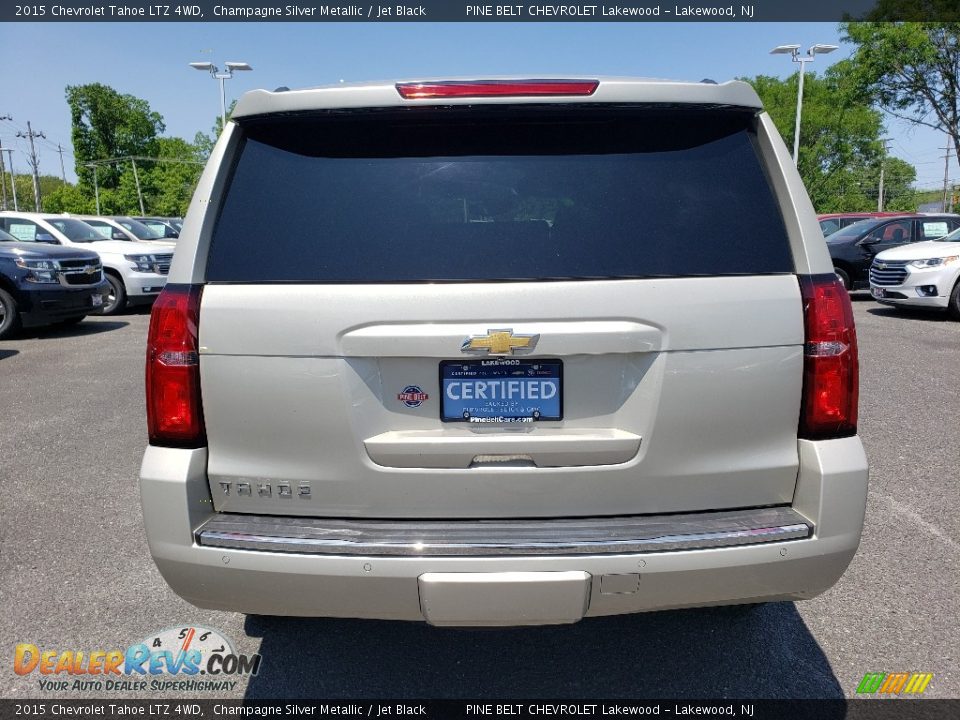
[364,429,641,469]
[470,454,536,468]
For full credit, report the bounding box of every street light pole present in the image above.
[792,56,810,164]
[218,74,227,129]
[189,61,253,130]
[771,43,838,165]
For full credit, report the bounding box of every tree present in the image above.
[861,0,960,23]
[62,83,205,215]
[193,100,236,159]
[2,174,70,212]
[144,138,204,216]
[744,71,912,211]
[841,23,960,168]
[66,83,165,190]
[861,157,918,211]
[43,183,95,214]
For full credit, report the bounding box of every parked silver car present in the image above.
[140,77,868,626]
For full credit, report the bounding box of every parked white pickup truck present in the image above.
[0,212,174,315]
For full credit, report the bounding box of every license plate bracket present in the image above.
[439,358,563,424]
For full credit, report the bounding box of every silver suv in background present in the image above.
[870,225,960,316]
[140,78,868,626]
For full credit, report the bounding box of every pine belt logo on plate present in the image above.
[397,385,429,408]
[14,626,261,692]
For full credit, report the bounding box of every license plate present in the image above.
[872,287,886,298]
[91,294,103,307]
[440,359,563,423]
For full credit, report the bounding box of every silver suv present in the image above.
[140,78,868,626]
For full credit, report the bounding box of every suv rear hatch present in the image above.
[194,94,803,519]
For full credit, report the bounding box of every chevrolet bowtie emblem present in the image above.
[461,329,539,355]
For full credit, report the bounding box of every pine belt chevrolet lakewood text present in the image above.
[140,77,868,626]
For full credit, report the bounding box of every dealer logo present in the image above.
[14,625,261,693]
[397,385,429,408]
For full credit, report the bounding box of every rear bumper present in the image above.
[140,436,868,625]
[196,506,812,556]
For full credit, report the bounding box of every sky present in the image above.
[0,20,955,197]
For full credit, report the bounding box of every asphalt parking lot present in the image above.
[1,296,958,700]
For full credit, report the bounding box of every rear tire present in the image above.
[99,274,126,315]
[834,267,851,291]
[949,279,960,321]
[0,288,22,340]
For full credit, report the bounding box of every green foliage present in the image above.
[865,157,919,211]
[860,0,960,22]
[1,173,72,212]
[43,183,96,214]
[193,100,236,160]
[140,138,204,216]
[841,22,960,168]
[66,83,165,189]
[744,70,915,212]
[63,83,205,215]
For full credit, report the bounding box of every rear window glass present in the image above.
[207,106,793,282]
[819,219,840,236]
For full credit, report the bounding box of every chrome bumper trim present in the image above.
[196,506,811,557]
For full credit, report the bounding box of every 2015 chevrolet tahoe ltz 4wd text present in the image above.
[140,78,868,626]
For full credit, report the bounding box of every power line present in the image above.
[84,155,204,166]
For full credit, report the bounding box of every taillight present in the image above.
[396,80,599,99]
[798,274,859,439]
[146,284,206,447]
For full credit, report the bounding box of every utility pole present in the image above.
[877,165,885,212]
[0,114,11,210]
[1,148,17,211]
[57,144,67,183]
[941,133,953,213]
[16,121,46,211]
[877,138,890,212]
[0,139,7,210]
